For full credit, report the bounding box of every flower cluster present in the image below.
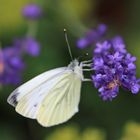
[0,3,42,85]
[0,47,24,85]
[14,37,40,56]
[0,37,41,85]
[92,36,140,101]
[77,24,107,49]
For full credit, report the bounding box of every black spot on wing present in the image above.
[34,104,38,107]
[8,89,19,107]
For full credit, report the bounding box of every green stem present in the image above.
[26,21,39,38]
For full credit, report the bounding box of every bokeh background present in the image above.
[1,0,140,140]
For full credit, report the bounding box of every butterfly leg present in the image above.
[81,60,93,64]
[81,60,93,68]
[82,63,93,67]
[83,68,94,71]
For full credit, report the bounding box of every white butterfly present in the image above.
[7,29,92,127]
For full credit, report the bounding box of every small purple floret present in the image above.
[92,36,140,101]
[77,24,107,49]
[22,4,42,20]
[23,37,40,56]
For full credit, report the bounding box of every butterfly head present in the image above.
[68,59,80,70]
[67,59,83,80]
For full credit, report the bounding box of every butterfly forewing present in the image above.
[7,67,66,107]
[15,70,70,119]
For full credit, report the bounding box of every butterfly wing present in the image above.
[37,71,81,127]
[7,67,66,107]
[7,67,67,119]
[7,67,82,126]
[14,69,71,119]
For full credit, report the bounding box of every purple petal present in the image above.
[131,84,139,94]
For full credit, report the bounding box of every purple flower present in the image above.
[111,36,126,53]
[22,37,40,56]
[22,4,42,20]
[77,24,107,49]
[92,37,140,101]
[0,47,25,85]
[0,37,40,85]
[14,37,40,56]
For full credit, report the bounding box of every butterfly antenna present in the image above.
[64,29,73,61]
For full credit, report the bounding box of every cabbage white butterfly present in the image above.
[7,29,92,127]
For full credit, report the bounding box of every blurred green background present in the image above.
[1,0,140,140]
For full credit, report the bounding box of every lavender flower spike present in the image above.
[22,4,42,20]
[92,36,140,101]
[77,24,107,49]
[0,47,25,85]
[14,37,40,56]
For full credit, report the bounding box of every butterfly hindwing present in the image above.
[37,72,81,127]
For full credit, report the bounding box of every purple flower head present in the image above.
[14,37,40,56]
[22,4,42,20]
[77,24,107,49]
[0,47,25,85]
[92,37,140,101]
[22,37,40,56]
